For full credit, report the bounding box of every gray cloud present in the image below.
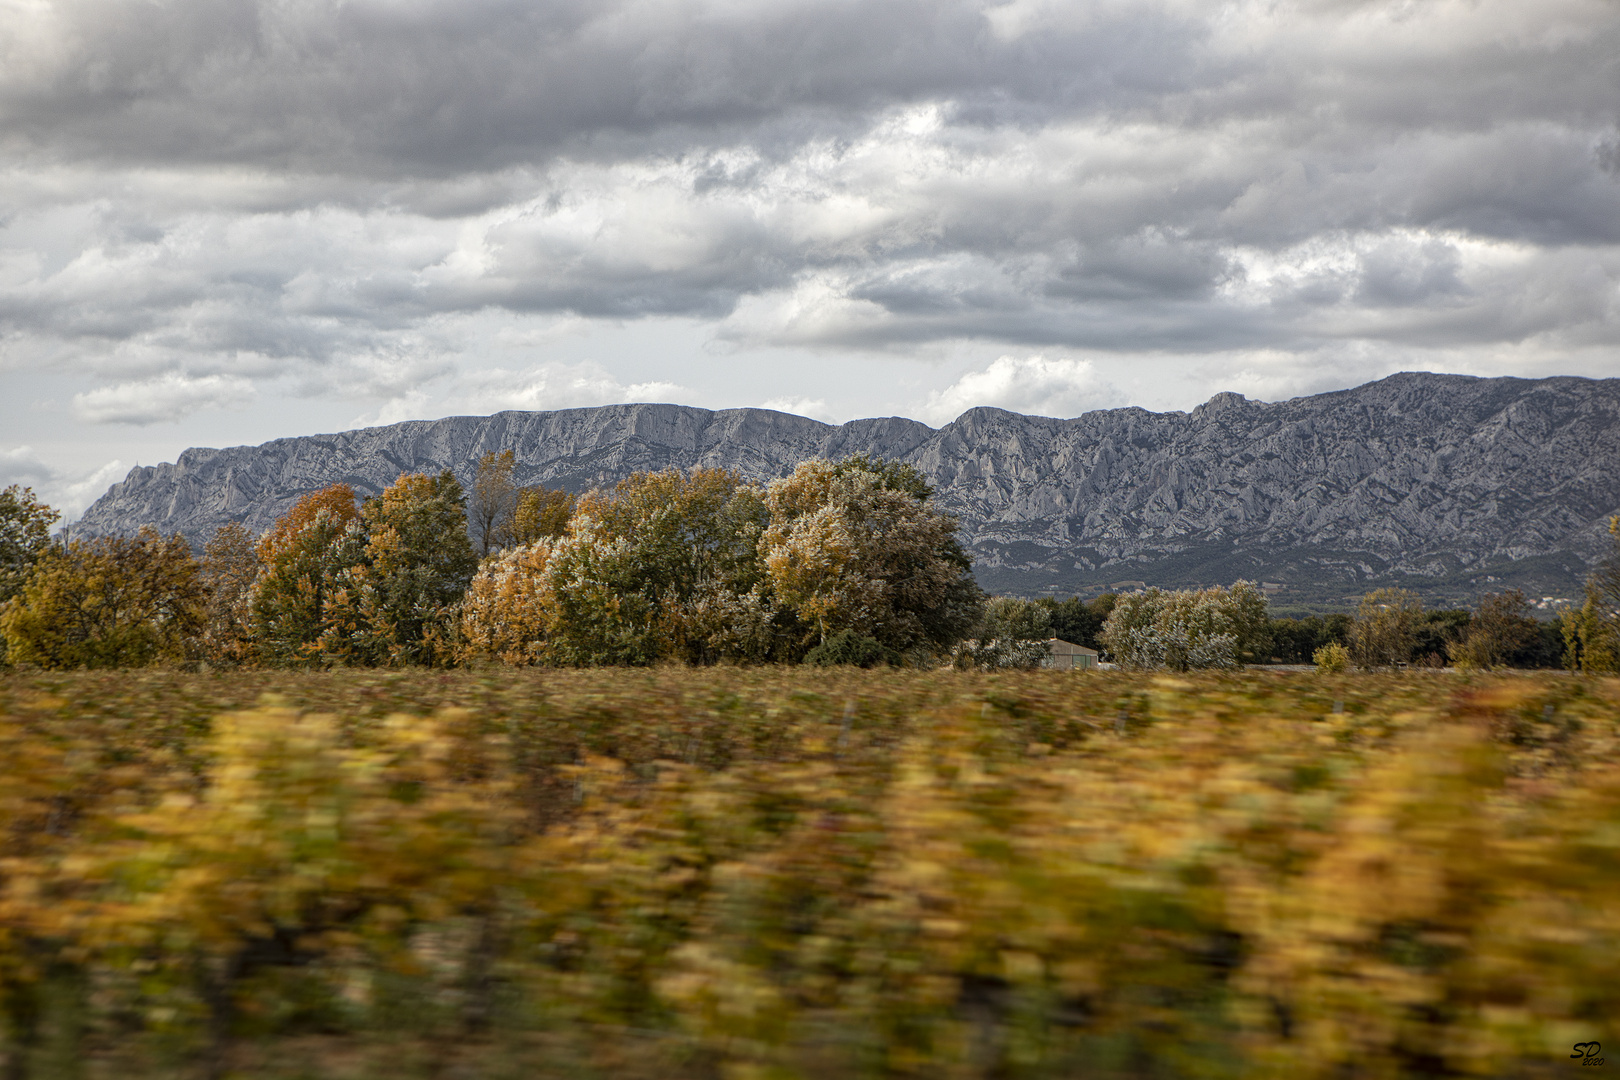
[0,0,1616,445]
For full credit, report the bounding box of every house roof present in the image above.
[1047,638,1099,656]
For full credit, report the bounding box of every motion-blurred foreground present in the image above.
[0,669,1615,1078]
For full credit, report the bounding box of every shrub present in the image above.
[803,629,897,667]
[1313,641,1350,672]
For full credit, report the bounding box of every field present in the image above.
[0,667,1616,1078]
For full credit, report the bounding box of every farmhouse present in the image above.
[1044,639,1099,670]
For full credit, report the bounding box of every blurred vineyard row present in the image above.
[0,667,1615,1078]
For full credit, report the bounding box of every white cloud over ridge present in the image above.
[920,355,1123,425]
[355,362,693,427]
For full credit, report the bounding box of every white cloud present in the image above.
[0,446,124,522]
[354,361,693,426]
[759,396,836,422]
[0,445,54,485]
[56,459,128,521]
[71,372,257,425]
[457,362,688,414]
[919,355,1124,424]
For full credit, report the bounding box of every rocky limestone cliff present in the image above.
[73,373,1620,607]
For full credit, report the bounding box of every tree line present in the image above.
[0,455,983,670]
[2,466,1616,672]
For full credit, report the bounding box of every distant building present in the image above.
[1044,639,1099,670]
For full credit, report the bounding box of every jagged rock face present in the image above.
[74,373,1620,604]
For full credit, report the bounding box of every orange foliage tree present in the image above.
[249,475,477,667]
[248,484,364,665]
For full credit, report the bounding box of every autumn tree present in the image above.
[462,468,779,666]
[0,485,59,665]
[1563,516,1620,672]
[249,485,364,665]
[1348,587,1424,669]
[459,540,557,665]
[470,450,519,557]
[330,470,479,666]
[0,528,205,669]
[1448,589,1538,669]
[761,457,981,658]
[198,522,261,665]
[500,485,576,548]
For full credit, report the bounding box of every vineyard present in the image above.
[0,667,1616,1078]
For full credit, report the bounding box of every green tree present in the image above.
[321,471,480,667]
[248,485,365,666]
[1415,609,1472,666]
[0,485,59,665]
[957,596,1053,668]
[360,470,479,664]
[1448,590,1537,669]
[1266,613,1352,664]
[761,457,981,659]
[1349,587,1424,669]
[0,528,204,669]
[1099,582,1269,671]
[557,468,777,665]
[1037,593,1116,651]
[803,629,898,667]
[1563,517,1620,673]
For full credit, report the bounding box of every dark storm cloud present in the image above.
[1,0,1618,427]
[0,0,1205,173]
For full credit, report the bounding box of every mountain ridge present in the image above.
[73,372,1620,609]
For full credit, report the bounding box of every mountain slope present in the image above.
[73,373,1620,608]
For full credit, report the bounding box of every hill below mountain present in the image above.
[73,373,1620,611]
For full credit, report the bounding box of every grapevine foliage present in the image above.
[0,668,1614,1077]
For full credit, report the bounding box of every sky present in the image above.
[2,0,1618,519]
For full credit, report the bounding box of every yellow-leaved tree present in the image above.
[1562,516,1619,672]
[0,528,204,669]
[198,523,261,666]
[502,485,575,548]
[1349,587,1424,669]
